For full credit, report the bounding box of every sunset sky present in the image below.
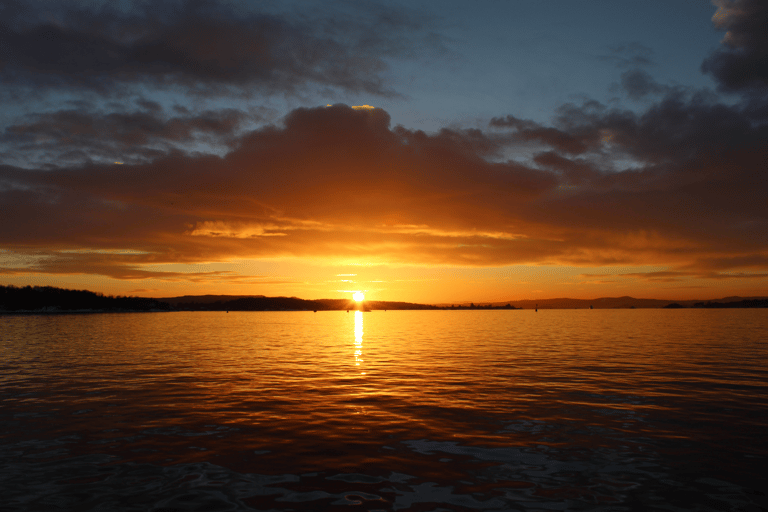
[1,0,767,303]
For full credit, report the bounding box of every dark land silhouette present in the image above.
[0,285,171,312]
[2,285,767,313]
[173,296,330,311]
[690,299,768,308]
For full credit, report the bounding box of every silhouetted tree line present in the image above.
[664,299,768,308]
[174,296,329,311]
[366,301,441,310]
[0,285,171,312]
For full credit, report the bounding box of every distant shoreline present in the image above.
[0,308,171,315]
[2,285,767,313]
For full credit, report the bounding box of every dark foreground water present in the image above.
[1,309,767,511]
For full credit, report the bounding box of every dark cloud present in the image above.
[489,115,598,155]
[701,0,768,94]
[136,98,163,112]
[619,69,673,100]
[1,106,250,166]
[0,0,432,97]
[532,152,599,186]
[553,88,760,165]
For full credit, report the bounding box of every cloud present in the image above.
[532,152,600,186]
[619,69,674,101]
[0,0,435,98]
[1,103,251,167]
[0,0,448,168]
[701,0,768,94]
[489,115,598,155]
[1,101,767,283]
[554,88,760,164]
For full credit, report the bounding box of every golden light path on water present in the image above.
[355,310,364,374]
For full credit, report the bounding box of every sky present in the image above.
[1,0,767,303]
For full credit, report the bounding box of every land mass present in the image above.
[0,285,171,313]
[449,296,768,309]
[2,285,767,313]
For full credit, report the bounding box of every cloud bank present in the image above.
[1,95,766,282]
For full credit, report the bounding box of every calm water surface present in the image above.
[1,309,767,511]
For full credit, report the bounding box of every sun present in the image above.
[353,291,365,302]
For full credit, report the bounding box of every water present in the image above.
[1,309,767,511]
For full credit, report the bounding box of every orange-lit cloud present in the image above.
[1,100,766,295]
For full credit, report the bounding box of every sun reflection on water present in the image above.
[354,310,365,374]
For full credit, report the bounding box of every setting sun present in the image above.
[353,291,365,302]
